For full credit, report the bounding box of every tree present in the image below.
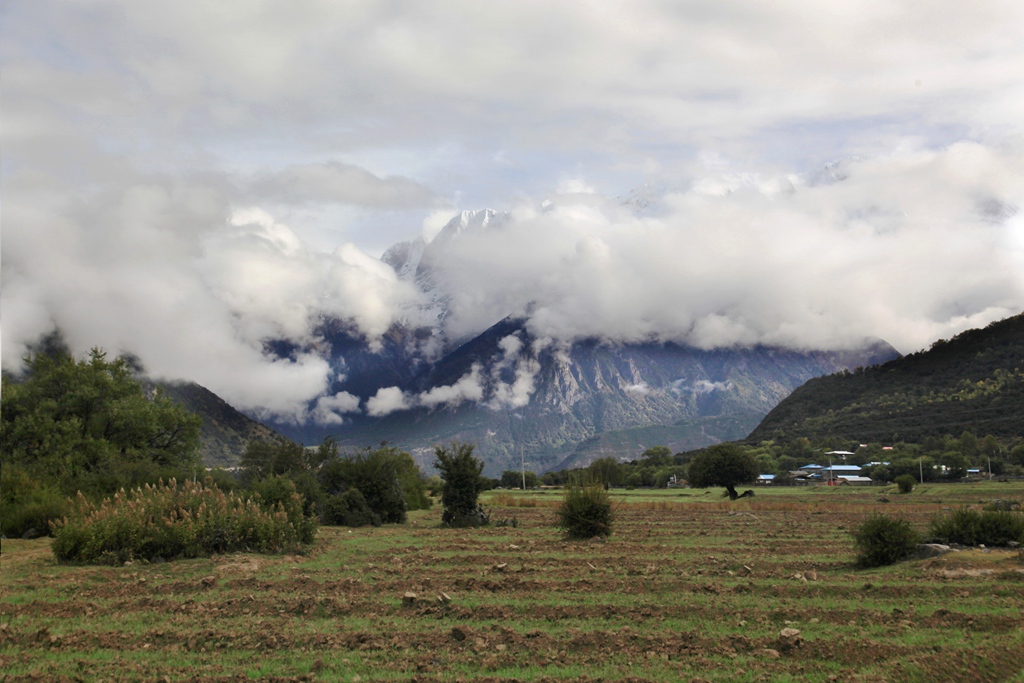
[640,446,672,466]
[686,444,759,500]
[434,442,488,527]
[587,457,623,488]
[500,470,538,489]
[239,439,308,487]
[1,348,201,498]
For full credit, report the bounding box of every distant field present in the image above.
[3,482,1024,682]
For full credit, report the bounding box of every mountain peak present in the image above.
[430,208,508,249]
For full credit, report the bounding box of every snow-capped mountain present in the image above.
[259,207,901,474]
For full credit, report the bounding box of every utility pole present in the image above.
[919,456,924,484]
[521,445,526,490]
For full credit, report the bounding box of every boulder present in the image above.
[778,628,802,651]
[916,543,951,559]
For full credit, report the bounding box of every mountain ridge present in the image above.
[746,311,1024,444]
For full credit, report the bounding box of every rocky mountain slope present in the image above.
[257,208,901,474]
[147,380,289,468]
[270,315,898,475]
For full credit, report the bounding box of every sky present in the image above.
[3,1,1024,422]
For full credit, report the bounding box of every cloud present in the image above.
[419,143,1024,354]
[366,386,410,417]
[624,382,650,394]
[248,162,439,208]
[418,364,485,408]
[0,165,419,420]
[312,391,362,425]
[3,0,1024,423]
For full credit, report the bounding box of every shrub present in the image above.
[853,514,919,568]
[252,474,321,519]
[0,465,67,538]
[894,474,916,494]
[50,478,317,565]
[983,499,1022,512]
[928,507,1024,547]
[320,489,380,527]
[318,445,417,523]
[434,442,488,528]
[557,474,614,540]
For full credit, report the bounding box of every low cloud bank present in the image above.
[3,144,1022,424]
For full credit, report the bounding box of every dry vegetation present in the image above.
[3,482,1024,682]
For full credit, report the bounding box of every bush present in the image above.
[557,474,614,539]
[853,514,919,568]
[434,442,488,528]
[894,474,916,494]
[252,473,321,519]
[50,478,317,564]
[928,507,1024,547]
[320,489,380,527]
[318,445,417,523]
[0,465,67,538]
[983,499,1022,512]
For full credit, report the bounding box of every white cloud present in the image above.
[312,391,362,425]
[248,162,438,208]
[366,386,409,417]
[415,143,1024,354]
[624,382,650,394]
[3,0,1024,422]
[418,364,485,408]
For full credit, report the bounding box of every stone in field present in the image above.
[402,591,417,606]
[916,544,951,559]
[778,627,802,651]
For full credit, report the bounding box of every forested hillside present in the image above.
[748,312,1024,444]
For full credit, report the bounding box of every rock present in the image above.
[508,544,520,550]
[760,648,781,659]
[739,565,753,576]
[778,628,802,650]
[493,563,508,572]
[805,570,818,581]
[21,528,39,540]
[200,575,217,588]
[451,627,467,642]
[916,543,951,559]
[402,591,417,606]
[438,592,452,604]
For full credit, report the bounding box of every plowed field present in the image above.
[3,484,1024,682]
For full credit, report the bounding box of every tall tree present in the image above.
[1,348,201,495]
[686,443,759,500]
[434,442,488,527]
